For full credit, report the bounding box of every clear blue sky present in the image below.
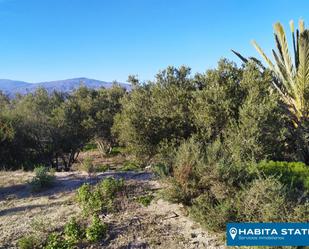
[0,0,308,83]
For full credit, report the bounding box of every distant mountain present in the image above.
[0,77,131,97]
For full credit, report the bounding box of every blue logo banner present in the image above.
[227,223,309,246]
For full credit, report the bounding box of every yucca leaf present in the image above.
[273,23,295,79]
[296,30,309,115]
[252,40,275,70]
[299,19,305,33]
[231,49,248,64]
[290,20,299,69]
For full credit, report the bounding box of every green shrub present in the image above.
[170,138,205,204]
[257,160,309,192]
[152,163,171,178]
[137,194,154,207]
[76,184,101,215]
[190,193,236,232]
[81,157,95,174]
[85,215,107,243]
[18,235,39,249]
[44,233,72,249]
[76,177,124,215]
[64,217,84,243]
[29,165,55,192]
[82,143,97,151]
[95,164,109,172]
[235,176,287,222]
[119,161,140,171]
[289,201,309,222]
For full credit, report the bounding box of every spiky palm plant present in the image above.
[233,20,309,162]
[234,20,309,127]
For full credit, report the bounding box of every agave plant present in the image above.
[233,20,309,127]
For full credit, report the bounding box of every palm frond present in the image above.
[296,30,309,115]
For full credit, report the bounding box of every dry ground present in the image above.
[0,152,225,249]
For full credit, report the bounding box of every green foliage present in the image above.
[80,157,95,174]
[95,164,109,172]
[85,215,107,243]
[257,160,309,191]
[235,177,287,222]
[152,163,171,178]
[18,235,39,249]
[119,161,140,171]
[76,177,124,215]
[44,233,72,249]
[0,85,125,170]
[190,59,243,143]
[83,143,97,151]
[64,217,84,244]
[190,193,236,232]
[113,66,196,162]
[137,194,154,207]
[170,138,205,204]
[29,165,55,192]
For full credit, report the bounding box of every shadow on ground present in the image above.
[0,171,153,202]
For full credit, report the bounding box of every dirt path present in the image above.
[0,171,225,249]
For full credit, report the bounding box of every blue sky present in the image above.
[0,0,308,83]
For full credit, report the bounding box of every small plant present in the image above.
[85,215,107,243]
[76,177,124,215]
[137,194,154,207]
[119,161,140,171]
[64,217,84,243]
[81,157,95,174]
[29,165,55,192]
[82,143,97,151]
[44,232,72,249]
[152,163,171,178]
[257,160,309,192]
[95,164,109,172]
[18,235,39,249]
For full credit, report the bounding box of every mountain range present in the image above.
[0,78,131,97]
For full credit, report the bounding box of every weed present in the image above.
[64,217,84,243]
[76,177,124,215]
[85,215,107,243]
[44,232,72,249]
[119,161,140,171]
[95,164,109,172]
[137,194,154,207]
[29,165,55,192]
[18,235,39,249]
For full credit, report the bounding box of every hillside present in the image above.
[0,78,131,96]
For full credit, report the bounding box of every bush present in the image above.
[44,233,72,249]
[29,165,55,192]
[235,177,287,222]
[82,143,97,151]
[190,193,236,232]
[85,215,107,243]
[137,194,154,207]
[289,201,309,222]
[80,157,95,174]
[76,177,124,215]
[95,164,109,172]
[152,163,171,178]
[64,217,84,244]
[112,66,196,162]
[119,161,140,171]
[18,235,39,249]
[169,138,205,204]
[257,160,309,192]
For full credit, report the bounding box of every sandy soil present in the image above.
[0,169,225,249]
